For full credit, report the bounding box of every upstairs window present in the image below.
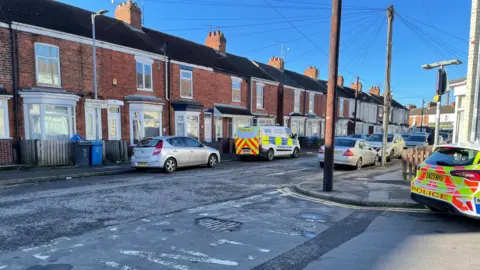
[309,93,315,113]
[135,56,153,91]
[256,85,264,109]
[35,43,61,87]
[180,70,193,98]
[294,90,301,112]
[338,98,344,117]
[232,77,242,102]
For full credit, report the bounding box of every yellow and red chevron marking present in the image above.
[235,137,259,155]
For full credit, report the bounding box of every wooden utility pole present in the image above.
[323,0,342,192]
[353,76,360,133]
[381,5,394,166]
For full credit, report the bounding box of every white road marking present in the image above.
[121,250,189,270]
[22,237,71,252]
[109,235,120,240]
[156,221,170,225]
[33,252,51,260]
[72,243,84,248]
[110,227,118,231]
[100,260,137,270]
[141,219,151,222]
[121,250,238,266]
[265,191,279,195]
[210,239,270,252]
[248,255,256,260]
[262,229,301,236]
[267,168,307,176]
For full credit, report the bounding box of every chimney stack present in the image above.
[205,30,227,54]
[337,75,344,86]
[268,56,285,71]
[406,104,416,110]
[427,102,436,109]
[369,85,380,96]
[115,0,142,30]
[304,66,319,80]
[451,101,456,108]
[350,81,363,92]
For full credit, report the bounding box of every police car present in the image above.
[235,126,300,161]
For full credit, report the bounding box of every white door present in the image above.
[204,113,212,142]
[108,106,122,140]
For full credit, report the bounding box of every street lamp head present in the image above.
[96,9,109,16]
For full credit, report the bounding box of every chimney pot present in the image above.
[114,0,142,30]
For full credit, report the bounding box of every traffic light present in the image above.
[436,68,448,95]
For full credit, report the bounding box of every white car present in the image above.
[367,133,405,162]
[318,137,379,170]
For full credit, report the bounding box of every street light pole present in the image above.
[92,10,108,141]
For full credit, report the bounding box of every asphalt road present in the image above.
[0,156,479,269]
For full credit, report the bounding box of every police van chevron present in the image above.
[411,143,480,218]
[235,126,300,161]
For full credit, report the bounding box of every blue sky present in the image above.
[59,0,470,107]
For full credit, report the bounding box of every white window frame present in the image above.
[232,76,242,102]
[215,117,223,139]
[294,90,301,113]
[129,103,163,146]
[135,55,154,92]
[257,118,275,126]
[256,84,264,109]
[35,43,61,88]
[174,111,200,139]
[180,69,193,99]
[338,98,344,117]
[0,96,12,139]
[308,93,315,114]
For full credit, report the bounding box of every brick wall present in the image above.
[0,140,14,164]
[0,28,16,140]
[251,81,278,117]
[14,31,166,142]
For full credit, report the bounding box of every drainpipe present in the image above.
[249,77,253,115]
[164,45,169,101]
[9,24,20,162]
[167,52,172,135]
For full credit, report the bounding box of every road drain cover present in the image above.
[196,217,242,232]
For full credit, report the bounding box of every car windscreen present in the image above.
[406,136,426,142]
[424,147,479,166]
[236,127,259,139]
[367,134,393,142]
[334,139,356,147]
[137,138,161,147]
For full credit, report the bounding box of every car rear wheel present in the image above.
[356,158,362,170]
[208,154,218,168]
[266,149,274,161]
[319,162,324,168]
[374,155,380,166]
[387,150,394,162]
[292,147,300,158]
[164,158,177,173]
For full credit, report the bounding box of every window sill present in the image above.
[181,96,194,99]
[137,88,153,92]
[256,107,264,110]
[37,83,62,89]
[232,100,241,103]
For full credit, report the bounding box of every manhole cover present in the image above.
[196,217,242,232]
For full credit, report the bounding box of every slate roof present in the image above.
[252,62,303,89]
[1,0,273,81]
[449,77,466,85]
[283,70,326,93]
[409,105,455,115]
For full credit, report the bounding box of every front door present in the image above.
[204,113,212,142]
[108,106,122,140]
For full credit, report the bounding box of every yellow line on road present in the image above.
[277,186,433,214]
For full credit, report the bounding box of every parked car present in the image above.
[131,136,220,173]
[400,133,411,140]
[318,137,379,170]
[367,133,405,162]
[404,134,428,148]
[347,134,369,140]
[411,143,480,218]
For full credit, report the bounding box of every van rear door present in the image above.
[235,126,260,155]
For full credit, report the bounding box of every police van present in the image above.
[235,126,300,161]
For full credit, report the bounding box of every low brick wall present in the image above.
[0,140,14,164]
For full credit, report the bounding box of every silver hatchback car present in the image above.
[131,136,221,173]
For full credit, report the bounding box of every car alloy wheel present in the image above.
[208,154,218,168]
[356,158,362,170]
[267,149,274,161]
[164,158,176,173]
[292,148,299,158]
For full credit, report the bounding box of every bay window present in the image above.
[306,120,319,137]
[135,56,153,91]
[129,103,162,145]
[291,118,305,136]
[21,91,79,140]
[257,118,274,126]
[35,43,61,87]
[175,111,200,139]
